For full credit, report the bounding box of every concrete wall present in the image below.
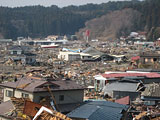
[33,90,84,104]
[113,91,140,101]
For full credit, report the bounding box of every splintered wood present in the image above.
[37,111,72,120]
[11,97,31,113]
[10,97,72,120]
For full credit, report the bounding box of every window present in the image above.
[59,95,64,101]
[6,90,13,97]
[22,93,29,98]
[13,51,17,55]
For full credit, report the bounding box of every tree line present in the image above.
[0,0,159,41]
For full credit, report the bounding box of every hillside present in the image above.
[0,1,139,39]
[77,0,160,41]
[0,0,160,41]
[77,8,141,41]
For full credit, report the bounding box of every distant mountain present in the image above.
[77,0,160,41]
[77,8,141,41]
[0,0,160,41]
[0,1,139,40]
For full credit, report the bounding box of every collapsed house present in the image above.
[141,83,160,106]
[5,45,36,65]
[140,52,160,65]
[81,47,114,62]
[58,47,114,62]
[0,97,72,120]
[94,72,160,91]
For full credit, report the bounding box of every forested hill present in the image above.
[0,0,160,41]
[77,0,160,41]
[0,0,140,39]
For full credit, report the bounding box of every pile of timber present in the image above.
[11,97,30,113]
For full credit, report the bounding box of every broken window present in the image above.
[6,90,13,97]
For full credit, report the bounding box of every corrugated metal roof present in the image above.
[67,101,128,120]
[102,73,160,78]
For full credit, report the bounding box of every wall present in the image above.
[14,90,33,100]
[26,55,36,64]
[142,78,160,84]
[68,54,81,61]
[94,79,107,91]
[140,56,160,64]
[33,90,84,104]
[3,87,84,105]
[3,88,33,102]
[113,91,140,101]
[58,52,81,61]
[3,88,13,102]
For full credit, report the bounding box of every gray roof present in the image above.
[67,101,128,120]
[103,82,138,96]
[9,45,31,52]
[0,101,14,115]
[82,47,104,56]
[0,77,84,93]
[0,39,12,43]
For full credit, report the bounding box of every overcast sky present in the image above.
[0,0,130,8]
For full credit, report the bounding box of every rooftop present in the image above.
[0,77,84,93]
[67,101,128,120]
[102,73,160,79]
[103,82,138,94]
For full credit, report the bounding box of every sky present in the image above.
[0,0,130,8]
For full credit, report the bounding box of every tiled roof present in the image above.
[67,101,128,120]
[102,73,160,78]
[0,77,84,93]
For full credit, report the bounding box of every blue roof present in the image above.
[67,101,129,120]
